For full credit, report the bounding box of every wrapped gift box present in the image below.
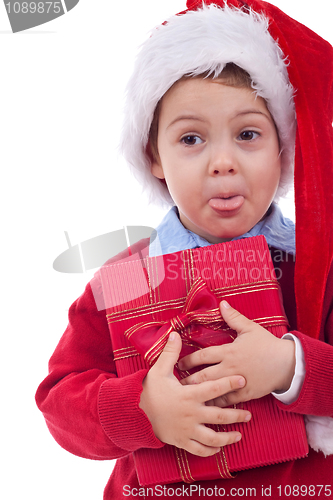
[99,235,308,486]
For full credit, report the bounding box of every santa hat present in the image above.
[121,0,333,457]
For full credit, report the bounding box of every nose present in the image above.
[209,144,238,176]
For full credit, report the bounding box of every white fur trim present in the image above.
[120,3,296,207]
[305,415,333,456]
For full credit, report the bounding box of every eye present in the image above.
[238,130,260,141]
[181,135,204,146]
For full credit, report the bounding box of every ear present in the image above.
[146,139,165,180]
[151,160,165,180]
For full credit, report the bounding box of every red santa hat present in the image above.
[121,0,333,342]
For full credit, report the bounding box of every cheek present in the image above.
[262,164,281,199]
[270,156,282,186]
[165,172,200,209]
[256,150,281,184]
[162,158,200,191]
[246,159,281,203]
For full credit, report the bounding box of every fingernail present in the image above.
[222,300,230,309]
[238,377,246,387]
[235,434,242,442]
[245,413,252,422]
[169,332,175,342]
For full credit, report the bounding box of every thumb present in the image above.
[153,332,182,376]
[220,300,253,336]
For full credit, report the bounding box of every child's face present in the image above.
[151,78,281,244]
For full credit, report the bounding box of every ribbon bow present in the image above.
[125,278,229,366]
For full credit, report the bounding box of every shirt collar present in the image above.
[149,203,295,257]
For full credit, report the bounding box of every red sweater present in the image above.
[36,244,333,499]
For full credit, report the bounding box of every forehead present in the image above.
[159,77,271,122]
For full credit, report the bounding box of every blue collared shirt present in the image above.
[149,203,295,257]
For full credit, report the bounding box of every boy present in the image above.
[36,1,333,498]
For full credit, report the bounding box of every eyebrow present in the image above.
[166,115,207,129]
[236,109,271,120]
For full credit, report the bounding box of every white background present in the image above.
[1,1,332,499]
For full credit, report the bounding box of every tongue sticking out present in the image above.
[209,195,244,212]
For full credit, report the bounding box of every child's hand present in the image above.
[179,301,296,406]
[139,332,252,457]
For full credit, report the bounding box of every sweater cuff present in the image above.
[98,369,164,452]
[275,331,333,416]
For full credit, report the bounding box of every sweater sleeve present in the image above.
[275,260,333,417]
[275,332,333,416]
[35,279,163,461]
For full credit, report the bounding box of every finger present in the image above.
[220,301,254,336]
[180,364,225,385]
[206,393,235,408]
[192,425,243,451]
[189,375,246,403]
[184,440,221,458]
[212,390,251,408]
[178,346,224,371]
[199,406,251,426]
[153,332,182,377]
